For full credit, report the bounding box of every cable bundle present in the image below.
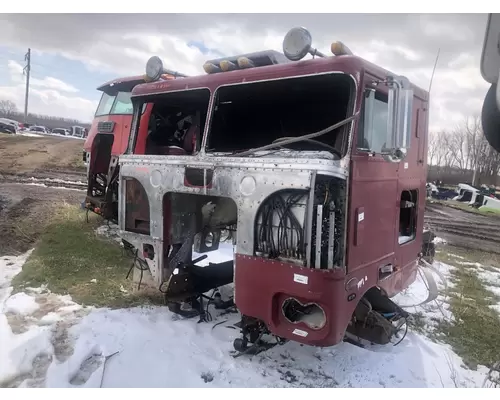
[255,191,306,260]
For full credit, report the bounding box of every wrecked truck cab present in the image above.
[84,71,186,222]
[115,27,433,353]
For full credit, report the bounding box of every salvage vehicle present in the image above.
[52,128,70,136]
[83,70,187,223]
[0,118,18,134]
[87,27,436,354]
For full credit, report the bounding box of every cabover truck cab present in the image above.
[97,27,435,352]
[84,70,187,222]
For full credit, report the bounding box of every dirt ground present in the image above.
[425,202,500,254]
[0,133,86,180]
[0,183,84,256]
[0,134,87,256]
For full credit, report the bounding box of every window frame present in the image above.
[356,88,390,155]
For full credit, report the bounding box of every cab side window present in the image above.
[357,90,389,154]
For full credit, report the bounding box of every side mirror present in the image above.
[481,83,500,152]
[383,76,413,162]
[480,14,500,88]
[480,14,500,153]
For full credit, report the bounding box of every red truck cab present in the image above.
[83,72,185,222]
[111,28,437,355]
[84,76,148,163]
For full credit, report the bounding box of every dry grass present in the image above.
[12,204,162,308]
[434,246,500,369]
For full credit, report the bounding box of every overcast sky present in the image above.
[0,13,490,130]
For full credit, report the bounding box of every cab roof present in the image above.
[131,55,428,101]
[97,75,145,91]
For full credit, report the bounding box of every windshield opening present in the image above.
[206,73,353,156]
[136,89,211,156]
[95,91,134,117]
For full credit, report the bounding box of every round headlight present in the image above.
[146,56,164,81]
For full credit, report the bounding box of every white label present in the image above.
[292,329,308,337]
[358,212,365,222]
[404,162,409,169]
[293,274,308,285]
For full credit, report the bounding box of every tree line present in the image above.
[427,116,500,187]
[0,99,91,131]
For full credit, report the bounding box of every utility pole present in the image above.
[23,48,31,123]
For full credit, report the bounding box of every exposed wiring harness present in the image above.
[256,191,305,259]
[123,243,150,290]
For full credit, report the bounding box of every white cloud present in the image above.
[7,60,79,93]
[0,60,97,122]
[31,77,79,93]
[0,14,492,130]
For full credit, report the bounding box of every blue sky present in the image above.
[0,40,227,123]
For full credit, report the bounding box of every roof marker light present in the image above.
[220,60,237,72]
[330,41,353,56]
[237,57,255,69]
[203,62,221,74]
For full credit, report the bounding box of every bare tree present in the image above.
[427,131,439,166]
[427,115,500,187]
[0,99,18,116]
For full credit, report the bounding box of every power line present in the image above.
[23,48,30,123]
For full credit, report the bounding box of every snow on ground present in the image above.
[94,223,122,244]
[0,240,492,388]
[22,183,84,192]
[433,236,447,245]
[450,259,500,315]
[4,293,40,315]
[20,131,85,141]
[393,260,455,325]
[25,177,86,186]
[18,132,43,138]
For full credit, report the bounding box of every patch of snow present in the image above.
[25,177,86,186]
[485,285,500,298]
[39,306,486,388]
[0,250,54,385]
[39,313,62,325]
[476,268,500,287]
[489,305,500,314]
[448,253,465,260]
[0,251,34,307]
[95,224,122,244]
[0,248,492,388]
[393,261,455,324]
[4,293,39,315]
[57,304,84,315]
[19,132,43,138]
[433,237,447,245]
[193,242,234,267]
[458,261,482,268]
[19,182,84,192]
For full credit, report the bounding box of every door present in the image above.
[346,82,399,274]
